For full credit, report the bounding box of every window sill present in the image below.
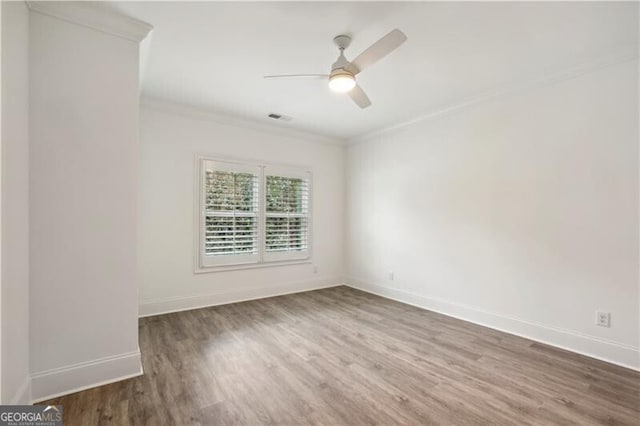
[195,259,312,274]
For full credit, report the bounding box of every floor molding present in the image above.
[346,278,640,371]
[10,377,32,405]
[31,350,143,403]
[139,277,345,317]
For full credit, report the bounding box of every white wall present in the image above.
[29,9,148,401]
[1,0,31,404]
[138,102,345,316]
[346,60,640,369]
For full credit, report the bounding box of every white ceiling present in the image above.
[111,1,638,140]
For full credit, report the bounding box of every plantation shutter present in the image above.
[200,160,260,267]
[264,167,311,262]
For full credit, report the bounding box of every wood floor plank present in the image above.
[42,286,640,425]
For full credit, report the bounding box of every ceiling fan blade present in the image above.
[348,84,372,109]
[350,29,407,74]
[264,74,329,79]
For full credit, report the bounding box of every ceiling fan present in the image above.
[264,29,407,109]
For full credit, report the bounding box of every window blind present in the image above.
[201,161,260,266]
[198,159,311,269]
[264,172,310,261]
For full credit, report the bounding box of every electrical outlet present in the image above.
[596,311,611,328]
[388,271,394,281]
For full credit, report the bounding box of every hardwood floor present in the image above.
[44,286,640,425]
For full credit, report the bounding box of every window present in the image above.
[200,160,260,267]
[264,169,310,262]
[198,158,311,269]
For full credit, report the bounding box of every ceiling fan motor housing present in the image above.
[329,68,354,81]
[329,49,356,92]
[331,52,353,78]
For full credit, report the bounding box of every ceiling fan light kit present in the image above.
[329,70,356,93]
[264,29,407,109]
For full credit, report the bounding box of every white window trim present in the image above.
[194,154,313,273]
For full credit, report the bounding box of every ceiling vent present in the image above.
[268,113,292,121]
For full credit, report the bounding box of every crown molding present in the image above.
[140,97,346,147]
[348,48,639,145]
[26,1,152,42]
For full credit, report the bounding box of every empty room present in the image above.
[1,0,639,424]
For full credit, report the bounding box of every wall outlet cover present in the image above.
[596,311,611,328]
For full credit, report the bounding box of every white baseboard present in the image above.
[10,377,32,405]
[31,350,143,403]
[346,278,640,371]
[139,277,344,317]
